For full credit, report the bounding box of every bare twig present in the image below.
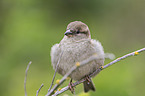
[24,61,32,96]
[45,54,99,96]
[48,51,64,92]
[36,83,44,96]
[52,47,145,96]
[103,47,145,69]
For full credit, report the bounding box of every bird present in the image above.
[51,21,105,93]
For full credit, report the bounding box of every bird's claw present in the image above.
[68,79,75,94]
[85,75,91,84]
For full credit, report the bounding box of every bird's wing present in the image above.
[91,39,105,59]
[50,43,61,69]
[89,39,105,77]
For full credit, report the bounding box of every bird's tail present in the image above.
[83,78,96,92]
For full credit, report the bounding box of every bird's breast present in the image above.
[62,41,94,61]
[58,41,97,77]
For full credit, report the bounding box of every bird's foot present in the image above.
[85,75,91,84]
[68,79,75,94]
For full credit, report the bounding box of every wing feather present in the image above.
[50,44,61,69]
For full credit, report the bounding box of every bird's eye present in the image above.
[76,30,80,34]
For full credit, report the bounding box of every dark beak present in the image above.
[64,30,73,36]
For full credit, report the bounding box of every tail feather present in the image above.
[83,79,95,92]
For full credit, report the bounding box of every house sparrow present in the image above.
[51,21,105,92]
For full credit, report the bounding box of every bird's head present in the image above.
[64,21,91,40]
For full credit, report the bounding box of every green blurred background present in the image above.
[0,0,145,96]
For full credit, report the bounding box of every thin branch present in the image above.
[48,51,64,92]
[45,54,99,96]
[103,47,145,69]
[36,83,44,96]
[52,47,145,96]
[24,61,32,96]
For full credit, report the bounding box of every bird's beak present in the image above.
[64,30,73,36]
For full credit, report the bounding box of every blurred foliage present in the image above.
[0,0,145,96]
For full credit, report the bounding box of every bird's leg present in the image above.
[84,75,91,84]
[68,79,75,94]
